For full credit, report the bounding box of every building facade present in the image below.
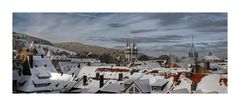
[125,37,138,64]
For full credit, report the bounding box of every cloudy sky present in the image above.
[13,13,227,58]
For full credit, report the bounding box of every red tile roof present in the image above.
[191,73,208,83]
[96,68,129,72]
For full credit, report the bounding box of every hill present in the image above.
[13,32,53,45]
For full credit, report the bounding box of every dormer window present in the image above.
[56,83,59,87]
[18,80,26,86]
[63,84,68,88]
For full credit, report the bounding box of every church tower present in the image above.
[125,37,131,63]
[131,37,138,61]
[188,36,198,62]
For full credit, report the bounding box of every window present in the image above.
[152,86,160,91]
[124,84,129,88]
[63,84,68,88]
[135,87,140,93]
[32,81,50,87]
[56,83,59,87]
[18,80,26,86]
[129,87,133,94]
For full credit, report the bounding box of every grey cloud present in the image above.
[196,28,227,33]
[196,42,209,46]
[86,37,111,42]
[108,23,127,28]
[146,13,187,25]
[13,13,227,58]
[188,15,227,33]
[130,29,158,34]
[190,19,227,28]
[208,41,227,48]
[110,35,188,43]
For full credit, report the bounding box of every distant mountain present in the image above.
[54,42,124,56]
[54,42,156,59]
[13,32,155,60]
[13,32,53,45]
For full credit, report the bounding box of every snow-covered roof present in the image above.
[199,63,227,74]
[16,55,78,92]
[135,60,160,68]
[100,83,124,93]
[135,79,151,93]
[32,79,50,84]
[51,55,69,60]
[172,77,192,93]
[38,44,77,55]
[171,88,190,93]
[197,74,227,93]
[36,71,51,78]
[128,73,144,80]
[58,62,81,74]
[32,56,57,73]
[35,46,45,56]
[71,58,101,63]
[177,58,195,68]
[203,54,221,61]
[139,74,165,85]
[152,79,169,87]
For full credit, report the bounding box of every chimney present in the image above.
[83,75,87,86]
[99,75,104,88]
[118,73,123,80]
[96,73,100,78]
[204,61,210,70]
[191,83,197,91]
[29,55,33,68]
[77,63,81,68]
[18,68,22,76]
[22,59,32,75]
[41,54,44,58]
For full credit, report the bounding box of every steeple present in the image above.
[189,35,198,62]
[133,37,136,49]
[125,37,131,63]
[124,37,138,64]
[126,37,130,48]
[131,37,138,62]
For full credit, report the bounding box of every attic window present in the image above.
[18,80,26,86]
[135,87,140,93]
[56,83,59,87]
[63,84,68,88]
[32,81,51,87]
[129,87,133,94]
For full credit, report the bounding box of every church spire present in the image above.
[133,37,136,49]
[126,37,130,48]
[189,35,198,62]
